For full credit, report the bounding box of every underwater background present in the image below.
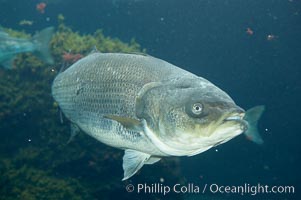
[0,0,300,199]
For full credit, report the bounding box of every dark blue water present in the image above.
[1,0,300,199]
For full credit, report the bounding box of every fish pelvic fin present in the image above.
[122,149,151,181]
[244,105,265,145]
[144,156,161,165]
[32,27,54,64]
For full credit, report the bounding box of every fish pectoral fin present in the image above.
[67,123,80,144]
[122,149,151,181]
[244,105,265,144]
[104,115,143,132]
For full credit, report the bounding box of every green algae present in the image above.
[0,16,183,200]
[51,14,144,64]
[0,159,91,200]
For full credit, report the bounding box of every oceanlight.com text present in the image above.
[208,183,295,196]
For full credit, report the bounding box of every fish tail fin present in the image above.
[32,27,54,64]
[244,105,265,144]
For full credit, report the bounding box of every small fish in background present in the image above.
[246,27,254,35]
[266,34,278,41]
[0,27,54,69]
[19,20,34,26]
[36,2,47,14]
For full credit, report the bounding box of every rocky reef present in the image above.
[0,16,184,200]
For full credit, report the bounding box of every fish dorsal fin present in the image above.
[122,149,150,181]
[89,46,99,54]
[104,115,142,132]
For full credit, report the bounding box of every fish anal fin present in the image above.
[59,107,64,124]
[122,149,150,181]
[67,123,80,144]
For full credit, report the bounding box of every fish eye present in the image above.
[185,102,204,117]
[192,103,203,115]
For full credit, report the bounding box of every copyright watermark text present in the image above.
[125,183,295,196]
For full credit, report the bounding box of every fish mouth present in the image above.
[223,112,247,131]
[223,106,245,122]
[224,113,244,121]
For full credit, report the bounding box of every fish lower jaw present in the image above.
[214,127,243,144]
[185,127,243,156]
